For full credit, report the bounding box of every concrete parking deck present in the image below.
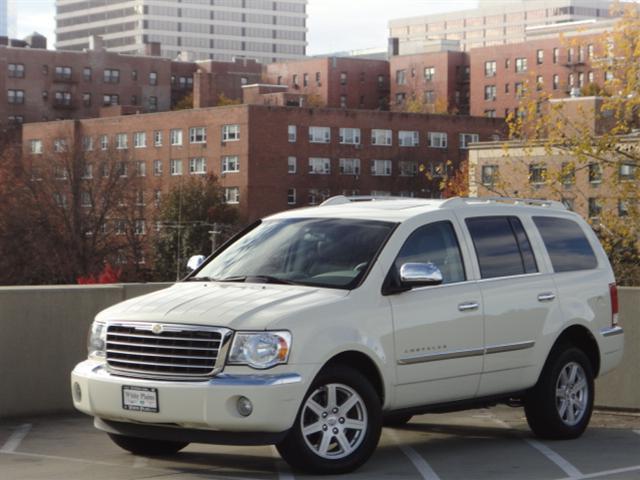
[1,407,639,480]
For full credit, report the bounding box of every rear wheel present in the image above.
[276,365,382,474]
[108,433,189,456]
[524,347,594,439]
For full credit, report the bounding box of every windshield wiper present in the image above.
[217,275,298,285]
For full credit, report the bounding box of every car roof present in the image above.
[266,196,574,223]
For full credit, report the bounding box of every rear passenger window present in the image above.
[466,216,538,279]
[533,216,598,272]
[395,221,466,284]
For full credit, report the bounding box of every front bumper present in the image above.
[71,360,309,435]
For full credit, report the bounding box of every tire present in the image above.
[276,365,383,475]
[108,433,189,456]
[383,413,413,427]
[524,346,594,440]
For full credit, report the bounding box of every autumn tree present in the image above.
[153,174,239,281]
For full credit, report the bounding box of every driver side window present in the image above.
[395,221,466,284]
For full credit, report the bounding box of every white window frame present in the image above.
[309,157,331,175]
[371,159,392,176]
[428,132,448,149]
[82,136,94,152]
[116,133,128,150]
[222,124,240,142]
[288,125,297,143]
[189,157,207,174]
[398,130,419,147]
[399,161,418,177]
[189,127,207,144]
[30,140,43,155]
[100,135,109,151]
[459,133,479,149]
[339,158,361,175]
[222,156,240,173]
[133,132,146,149]
[170,129,183,146]
[153,160,163,176]
[170,159,183,176]
[287,188,297,205]
[309,126,331,144]
[154,130,163,147]
[288,156,297,174]
[224,187,240,204]
[371,129,392,146]
[137,161,146,177]
[339,128,361,145]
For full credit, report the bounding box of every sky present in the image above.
[14,0,479,54]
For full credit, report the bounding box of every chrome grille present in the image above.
[106,323,231,380]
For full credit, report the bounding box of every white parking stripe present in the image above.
[0,424,32,453]
[572,464,640,479]
[634,430,640,436]
[132,456,149,468]
[271,446,295,480]
[388,430,441,480]
[1,450,127,467]
[525,439,582,479]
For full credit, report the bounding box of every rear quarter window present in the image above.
[533,216,598,272]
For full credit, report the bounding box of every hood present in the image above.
[96,281,349,330]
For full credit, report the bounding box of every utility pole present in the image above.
[209,223,221,254]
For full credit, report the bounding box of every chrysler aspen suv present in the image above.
[71,196,624,474]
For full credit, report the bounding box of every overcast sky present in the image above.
[15,0,480,53]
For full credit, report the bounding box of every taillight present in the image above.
[609,283,619,327]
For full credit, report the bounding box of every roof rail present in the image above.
[320,195,410,206]
[443,196,567,210]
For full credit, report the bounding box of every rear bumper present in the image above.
[71,360,310,435]
[598,326,624,376]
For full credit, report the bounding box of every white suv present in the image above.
[71,196,624,474]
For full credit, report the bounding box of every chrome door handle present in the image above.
[537,292,556,302]
[458,302,480,312]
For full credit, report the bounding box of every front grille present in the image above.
[106,323,230,380]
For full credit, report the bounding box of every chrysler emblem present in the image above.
[151,324,164,335]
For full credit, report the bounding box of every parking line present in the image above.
[1,450,128,467]
[132,456,149,468]
[388,430,441,480]
[634,430,640,436]
[0,423,32,453]
[271,446,295,480]
[566,464,640,479]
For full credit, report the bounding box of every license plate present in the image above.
[122,386,159,413]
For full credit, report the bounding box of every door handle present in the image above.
[537,292,556,302]
[458,302,480,312]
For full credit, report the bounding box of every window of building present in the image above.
[515,58,528,73]
[396,69,406,85]
[399,130,419,147]
[8,115,23,125]
[55,66,72,80]
[309,126,331,143]
[82,163,93,180]
[424,66,435,81]
[308,188,330,205]
[292,74,299,87]
[82,136,93,152]
[116,133,128,150]
[398,161,418,177]
[54,139,68,153]
[484,61,496,77]
[553,74,560,90]
[8,63,25,78]
[589,163,602,183]
[466,216,538,279]
[529,163,547,184]
[137,161,146,177]
[80,192,91,207]
[340,95,347,108]
[288,125,297,142]
[54,91,72,106]
[82,93,91,107]
[170,159,183,176]
[371,129,392,146]
[303,73,309,87]
[7,89,24,104]
[116,161,128,177]
[428,132,448,148]
[153,160,163,176]
[149,71,158,86]
[103,94,119,106]
[485,109,496,118]
[189,157,207,174]
[83,67,92,81]
[288,156,297,174]
[395,92,406,105]
[103,69,120,84]
[133,132,146,148]
[134,220,145,236]
[515,82,524,98]
[154,131,162,146]
[481,165,498,186]
[339,128,361,145]
[459,133,479,149]
[588,197,602,218]
[371,159,392,176]
[287,188,296,205]
[309,157,331,175]
[189,126,207,143]
[377,75,384,88]
[561,162,576,185]
[100,135,108,151]
[149,96,158,111]
[618,200,629,217]
[537,49,544,64]
[504,58,510,69]
[170,129,183,146]
[30,140,43,155]
[339,158,361,175]
[484,85,496,101]
[340,72,347,85]
[222,124,240,141]
[222,156,239,173]
[316,72,321,86]
[224,187,240,204]
[588,44,594,59]
[619,163,637,181]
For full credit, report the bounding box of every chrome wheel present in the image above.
[300,383,368,460]
[555,361,589,426]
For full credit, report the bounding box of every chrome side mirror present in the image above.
[186,255,206,272]
[399,262,443,287]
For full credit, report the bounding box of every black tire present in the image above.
[276,365,382,475]
[383,413,413,427]
[108,433,189,456]
[524,346,594,440]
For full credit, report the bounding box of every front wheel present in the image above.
[108,433,189,456]
[276,365,382,474]
[524,347,594,439]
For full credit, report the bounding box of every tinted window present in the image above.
[533,216,598,272]
[466,216,539,279]
[395,221,466,284]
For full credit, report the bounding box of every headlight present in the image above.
[87,321,107,360]
[228,331,291,369]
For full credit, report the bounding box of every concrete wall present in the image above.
[0,284,637,419]
[0,283,171,418]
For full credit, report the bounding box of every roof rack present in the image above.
[320,195,412,206]
[442,196,567,210]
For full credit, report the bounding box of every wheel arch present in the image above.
[321,350,386,406]
[547,324,601,377]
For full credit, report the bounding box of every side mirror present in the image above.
[186,255,206,272]
[399,262,443,287]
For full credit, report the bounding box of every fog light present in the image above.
[237,396,253,417]
[73,382,82,402]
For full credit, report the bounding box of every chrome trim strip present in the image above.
[600,326,624,338]
[397,341,536,365]
[211,373,303,386]
[485,341,535,355]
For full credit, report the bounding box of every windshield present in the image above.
[193,218,395,289]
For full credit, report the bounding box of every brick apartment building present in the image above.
[264,57,391,110]
[22,104,505,225]
[389,50,470,114]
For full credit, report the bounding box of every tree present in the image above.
[503,1,640,284]
[216,93,242,106]
[153,174,239,281]
[173,93,193,110]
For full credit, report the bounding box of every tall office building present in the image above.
[55,0,307,63]
[389,0,616,52]
[0,0,17,38]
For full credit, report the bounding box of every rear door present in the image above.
[460,214,562,397]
